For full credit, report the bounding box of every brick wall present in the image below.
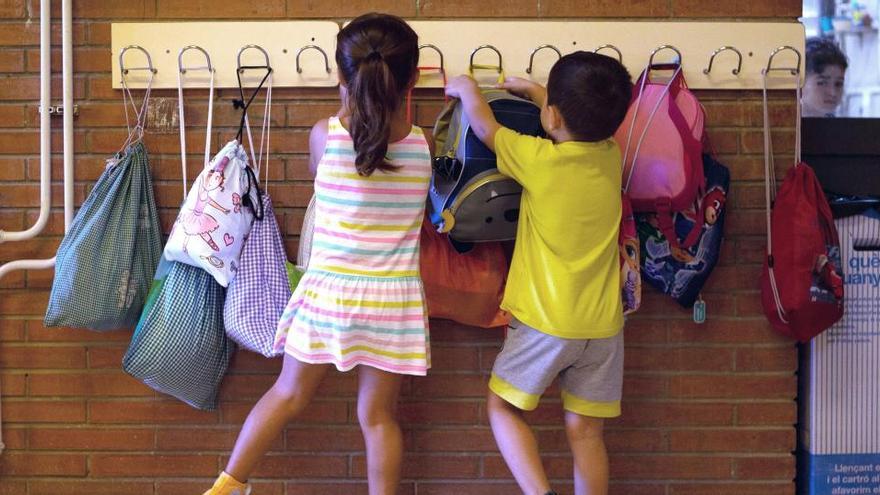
[0,1,803,494]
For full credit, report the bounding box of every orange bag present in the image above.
[419,218,510,328]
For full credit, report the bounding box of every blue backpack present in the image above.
[429,89,545,248]
[636,154,730,309]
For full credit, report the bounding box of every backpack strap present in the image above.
[762,67,802,325]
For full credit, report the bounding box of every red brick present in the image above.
[288,0,416,17]
[419,0,536,17]
[2,399,86,423]
[285,426,365,452]
[614,402,735,427]
[156,0,284,18]
[0,50,24,73]
[671,0,801,18]
[89,399,219,424]
[90,454,218,477]
[669,375,796,399]
[29,427,154,451]
[0,373,26,396]
[0,480,26,495]
[246,453,348,478]
[669,428,794,453]
[0,319,25,341]
[540,0,668,17]
[287,102,341,127]
[735,456,795,479]
[219,399,347,424]
[353,453,481,478]
[626,346,735,372]
[735,347,797,372]
[0,453,86,476]
[736,402,797,426]
[28,480,154,495]
[399,400,482,425]
[156,426,282,452]
[0,344,86,368]
[29,372,154,397]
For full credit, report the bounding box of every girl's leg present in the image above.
[224,354,331,481]
[357,366,404,495]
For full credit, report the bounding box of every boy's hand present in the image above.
[497,77,547,107]
[445,75,480,100]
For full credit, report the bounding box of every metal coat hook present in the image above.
[178,45,213,74]
[419,44,445,72]
[469,44,503,73]
[593,44,623,63]
[119,45,157,78]
[237,44,272,73]
[296,45,331,74]
[763,45,802,75]
[703,46,743,75]
[526,44,562,74]
[648,44,683,67]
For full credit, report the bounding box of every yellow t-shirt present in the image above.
[494,127,624,339]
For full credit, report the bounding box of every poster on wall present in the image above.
[800,209,880,495]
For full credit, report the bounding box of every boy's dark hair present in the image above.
[806,37,848,75]
[336,13,418,176]
[546,51,632,142]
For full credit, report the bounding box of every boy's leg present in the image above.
[488,319,576,495]
[224,354,331,482]
[357,365,405,495]
[565,412,608,495]
[559,330,624,495]
[487,389,552,495]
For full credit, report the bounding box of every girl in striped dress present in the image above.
[203,13,430,495]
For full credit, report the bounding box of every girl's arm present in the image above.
[308,118,330,178]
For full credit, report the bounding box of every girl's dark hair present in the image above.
[336,13,418,176]
[806,37,848,75]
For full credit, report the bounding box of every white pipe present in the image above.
[0,0,51,243]
[62,0,73,227]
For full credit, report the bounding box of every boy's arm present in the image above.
[445,75,500,152]
[498,77,547,107]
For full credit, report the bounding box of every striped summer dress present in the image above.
[273,116,432,375]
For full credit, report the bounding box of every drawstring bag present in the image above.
[636,153,730,310]
[224,194,291,358]
[619,192,641,315]
[44,73,162,330]
[419,216,510,328]
[123,261,234,410]
[123,62,239,409]
[760,72,844,341]
[163,70,271,287]
[222,77,291,357]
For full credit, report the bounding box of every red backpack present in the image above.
[760,78,843,342]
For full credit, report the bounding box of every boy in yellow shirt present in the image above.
[445,52,632,495]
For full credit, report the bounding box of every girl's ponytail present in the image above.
[349,53,398,176]
[336,13,419,177]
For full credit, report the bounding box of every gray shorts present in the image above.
[489,318,624,418]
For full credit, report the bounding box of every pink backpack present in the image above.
[614,62,706,250]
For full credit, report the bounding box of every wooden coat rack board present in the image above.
[112,20,805,90]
